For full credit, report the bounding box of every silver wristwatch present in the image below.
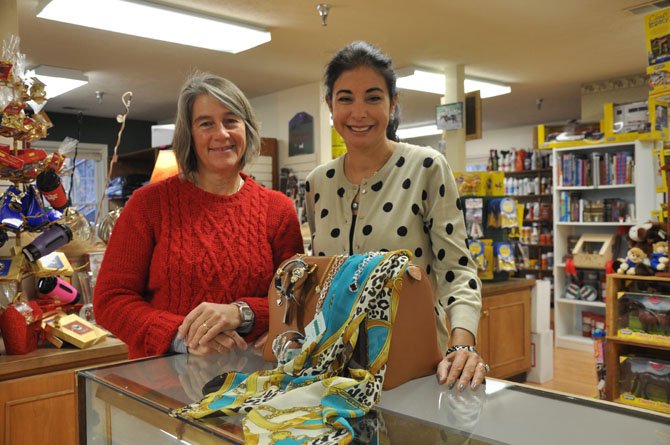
[232,301,255,335]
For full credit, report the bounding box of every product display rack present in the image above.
[506,167,554,282]
[604,274,670,415]
[552,140,660,352]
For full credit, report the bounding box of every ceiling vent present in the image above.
[626,0,670,15]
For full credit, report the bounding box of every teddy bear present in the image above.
[628,221,668,256]
[650,240,669,271]
[616,247,654,275]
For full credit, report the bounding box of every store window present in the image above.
[39,141,108,225]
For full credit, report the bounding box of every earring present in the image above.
[390,112,395,120]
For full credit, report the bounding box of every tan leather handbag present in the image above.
[263,254,442,389]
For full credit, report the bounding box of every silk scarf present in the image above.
[170,250,411,444]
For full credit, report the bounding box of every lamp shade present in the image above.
[149,149,179,184]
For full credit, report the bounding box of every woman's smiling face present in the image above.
[190,93,246,176]
[328,66,397,151]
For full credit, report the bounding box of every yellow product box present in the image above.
[43,313,107,349]
[647,63,670,100]
[617,355,670,415]
[485,171,505,196]
[454,171,486,196]
[469,239,493,281]
[30,251,74,278]
[602,101,668,142]
[616,291,670,346]
[645,8,670,67]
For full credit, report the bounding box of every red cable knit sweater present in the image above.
[94,173,304,359]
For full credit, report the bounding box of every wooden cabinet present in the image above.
[477,279,532,379]
[0,338,127,445]
[604,274,670,414]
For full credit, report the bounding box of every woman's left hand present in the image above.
[178,302,243,349]
[437,348,488,391]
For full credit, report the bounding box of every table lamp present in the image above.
[149,147,179,184]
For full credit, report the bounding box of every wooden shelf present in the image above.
[604,274,670,414]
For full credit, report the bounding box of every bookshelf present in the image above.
[552,141,661,351]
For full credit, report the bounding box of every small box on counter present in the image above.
[527,329,554,384]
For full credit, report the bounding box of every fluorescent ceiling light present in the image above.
[28,65,88,98]
[37,0,271,54]
[397,68,511,98]
[397,124,442,139]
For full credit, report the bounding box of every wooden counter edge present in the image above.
[481,278,536,297]
[0,337,128,382]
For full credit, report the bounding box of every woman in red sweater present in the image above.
[94,72,304,359]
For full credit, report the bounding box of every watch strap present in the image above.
[232,301,254,335]
[445,345,478,356]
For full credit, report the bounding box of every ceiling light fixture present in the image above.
[396,67,511,98]
[396,124,442,139]
[37,0,271,54]
[28,65,88,99]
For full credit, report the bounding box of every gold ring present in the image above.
[479,363,490,373]
[202,322,209,330]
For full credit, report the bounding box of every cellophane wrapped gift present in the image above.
[0,300,42,354]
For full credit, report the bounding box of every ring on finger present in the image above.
[202,321,209,330]
[479,362,490,373]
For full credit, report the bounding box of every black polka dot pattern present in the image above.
[337,187,345,197]
[402,178,411,189]
[468,279,478,289]
[363,225,372,235]
[434,307,440,316]
[445,271,455,282]
[422,190,427,200]
[318,252,325,256]
[305,181,310,192]
[320,209,328,218]
[423,157,434,168]
[447,296,456,305]
[331,228,340,238]
[458,256,469,266]
[439,184,445,197]
[456,198,463,210]
[426,264,432,275]
[326,168,335,178]
[383,202,393,212]
[397,226,407,236]
[396,157,405,167]
[438,249,445,261]
[411,204,420,215]
[315,193,320,203]
[446,223,454,235]
[371,181,383,192]
[415,247,423,257]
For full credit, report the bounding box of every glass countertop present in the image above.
[78,350,670,445]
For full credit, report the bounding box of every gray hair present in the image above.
[172,71,260,179]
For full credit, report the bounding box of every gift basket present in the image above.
[0,35,101,354]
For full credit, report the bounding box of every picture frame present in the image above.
[465,91,482,141]
[436,102,464,131]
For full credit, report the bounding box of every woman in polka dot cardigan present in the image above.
[305,41,486,392]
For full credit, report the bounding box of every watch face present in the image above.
[241,306,253,322]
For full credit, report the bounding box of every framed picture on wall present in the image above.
[436,102,463,131]
[465,91,482,140]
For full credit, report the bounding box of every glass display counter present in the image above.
[78,350,670,444]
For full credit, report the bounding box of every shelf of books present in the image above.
[552,140,661,351]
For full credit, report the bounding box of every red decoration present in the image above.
[0,300,43,354]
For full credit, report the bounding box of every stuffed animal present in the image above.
[628,221,668,256]
[617,247,653,275]
[650,241,669,272]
